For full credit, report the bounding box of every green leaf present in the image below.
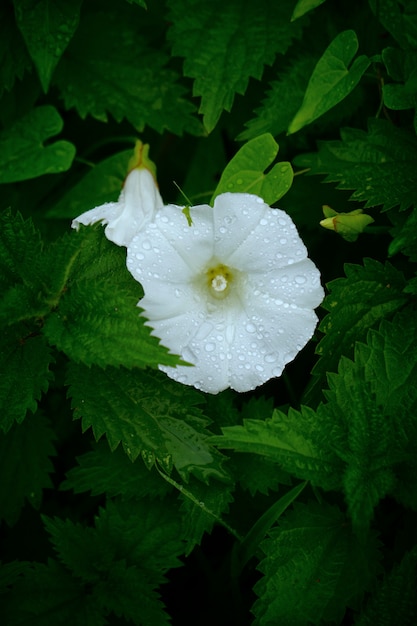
[288,30,370,134]
[239,54,317,141]
[3,559,106,626]
[0,413,56,525]
[369,0,417,49]
[211,134,293,205]
[46,149,132,219]
[178,476,235,555]
[354,547,417,626]
[0,2,32,96]
[62,441,172,499]
[43,227,181,369]
[0,105,75,183]
[53,3,200,135]
[291,0,326,21]
[14,0,83,92]
[167,0,303,132]
[310,258,408,384]
[294,118,417,211]
[326,357,399,533]
[238,481,307,571]
[0,324,53,432]
[67,363,227,481]
[253,502,380,625]
[211,405,345,491]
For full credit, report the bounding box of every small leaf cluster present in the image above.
[1,0,417,625]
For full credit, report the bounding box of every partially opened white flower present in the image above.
[126,192,324,394]
[72,142,163,246]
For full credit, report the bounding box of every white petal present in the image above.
[72,168,163,247]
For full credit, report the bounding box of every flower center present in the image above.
[206,263,234,299]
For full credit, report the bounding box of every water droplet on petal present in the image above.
[245,322,256,333]
[260,218,268,226]
[136,252,145,260]
[142,240,151,250]
[264,353,277,363]
[295,275,307,284]
[205,342,215,352]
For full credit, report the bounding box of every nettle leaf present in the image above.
[67,363,227,481]
[326,358,399,533]
[43,499,184,623]
[355,547,417,626]
[310,258,407,386]
[167,0,303,132]
[294,118,417,211]
[0,2,32,96]
[43,226,181,369]
[239,54,317,141]
[178,476,234,555]
[3,559,106,626]
[14,0,83,92]
[0,325,53,432]
[211,404,345,491]
[211,134,293,205]
[53,3,200,135]
[0,105,75,183]
[288,30,370,134]
[253,502,380,625]
[0,412,56,525]
[47,149,132,219]
[62,441,172,499]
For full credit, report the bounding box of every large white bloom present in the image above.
[126,192,324,394]
[72,143,163,247]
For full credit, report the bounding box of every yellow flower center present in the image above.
[206,263,234,299]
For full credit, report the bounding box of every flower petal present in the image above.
[72,168,163,247]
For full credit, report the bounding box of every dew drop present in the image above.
[245,322,256,333]
[260,218,268,226]
[219,226,227,234]
[295,275,307,284]
[205,342,215,352]
[136,252,145,260]
[264,353,277,363]
[279,237,287,245]
[142,240,151,250]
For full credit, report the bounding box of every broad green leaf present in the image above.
[0,324,53,432]
[67,363,227,481]
[294,118,417,211]
[310,259,407,384]
[0,105,75,183]
[355,547,417,626]
[3,559,106,626]
[167,0,303,132]
[14,0,83,92]
[53,3,200,135]
[0,2,32,96]
[62,442,171,499]
[211,134,293,205]
[46,149,132,218]
[291,0,326,21]
[211,405,345,491]
[253,502,380,625]
[43,227,181,369]
[288,30,370,134]
[0,413,56,525]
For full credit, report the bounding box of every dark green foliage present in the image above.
[2,0,417,624]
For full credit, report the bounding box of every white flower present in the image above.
[126,192,324,394]
[72,143,163,247]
